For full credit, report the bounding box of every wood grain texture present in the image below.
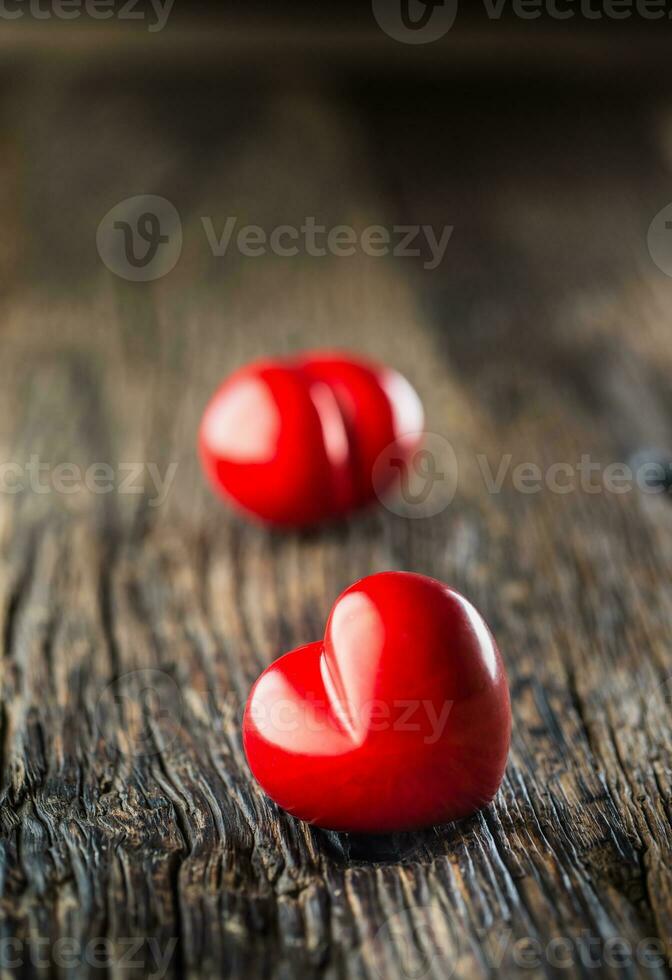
[1,48,672,979]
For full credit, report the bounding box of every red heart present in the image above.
[198,351,424,527]
[243,572,511,833]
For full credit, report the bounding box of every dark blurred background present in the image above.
[4,0,672,508]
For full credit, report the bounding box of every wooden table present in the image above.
[2,21,672,979]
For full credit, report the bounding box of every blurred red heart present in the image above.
[243,571,511,833]
[199,351,424,526]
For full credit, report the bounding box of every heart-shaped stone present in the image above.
[243,572,511,833]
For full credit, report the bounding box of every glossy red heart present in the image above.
[243,572,511,833]
[199,351,424,526]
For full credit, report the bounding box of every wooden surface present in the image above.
[2,38,672,979]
